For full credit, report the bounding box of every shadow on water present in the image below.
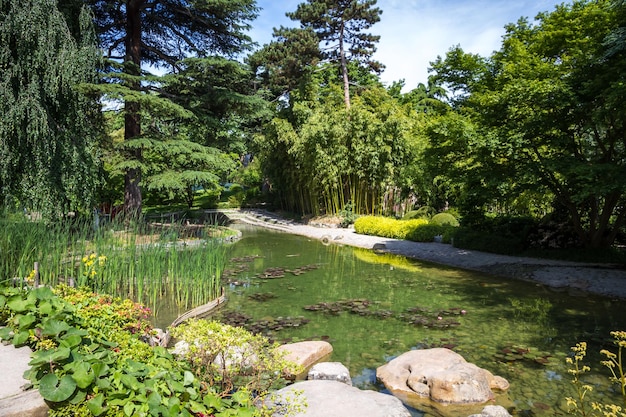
[168,225,626,417]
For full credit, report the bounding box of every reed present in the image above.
[0,211,229,319]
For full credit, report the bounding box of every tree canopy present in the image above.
[89,0,258,216]
[288,0,383,108]
[427,0,626,247]
[0,0,102,217]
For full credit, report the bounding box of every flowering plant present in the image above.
[79,252,107,286]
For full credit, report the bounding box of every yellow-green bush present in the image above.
[354,216,428,239]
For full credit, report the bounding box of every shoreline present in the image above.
[233,209,626,300]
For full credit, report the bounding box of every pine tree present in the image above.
[288,0,383,109]
[88,0,258,216]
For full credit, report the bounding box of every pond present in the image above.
[157,224,626,417]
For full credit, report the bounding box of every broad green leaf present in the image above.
[147,391,162,409]
[17,314,36,329]
[31,286,55,300]
[39,374,76,402]
[41,319,70,336]
[29,347,71,366]
[68,388,86,404]
[7,295,34,313]
[59,332,83,349]
[183,370,195,386]
[123,401,135,416]
[71,361,94,389]
[13,330,30,346]
[38,300,53,316]
[87,393,107,416]
[120,374,141,390]
[0,327,11,341]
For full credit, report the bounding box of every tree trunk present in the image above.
[339,21,350,109]
[123,0,145,218]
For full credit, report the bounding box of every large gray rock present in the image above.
[307,362,352,385]
[0,343,48,417]
[377,348,509,411]
[267,380,411,417]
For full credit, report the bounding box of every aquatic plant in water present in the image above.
[0,215,229,320]
[302,299,466,329]
[218,310,310,339]
[493,343,552,365]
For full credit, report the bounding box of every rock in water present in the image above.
[307,362,352,385]
[377,348,509,411]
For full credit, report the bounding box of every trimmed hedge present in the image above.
[354,216,428,239]
[406,224,451,242]
[403,206,436,220]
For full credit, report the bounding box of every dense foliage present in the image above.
[4,0,626,249]
[89,0,259,216]
[0,0,101,217]
[0,285,296,416]
[427,0,626,247]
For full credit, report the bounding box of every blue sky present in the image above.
[248,0,564,90]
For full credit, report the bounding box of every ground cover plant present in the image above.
[0,285,300,416]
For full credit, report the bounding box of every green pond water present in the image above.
[157,224,626,417]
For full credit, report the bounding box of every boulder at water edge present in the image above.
[267,380,412,417]
[307,361,352,385]
[377,348,509,411]
[276,341,333,377]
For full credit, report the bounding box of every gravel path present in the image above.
[234,210,626,300]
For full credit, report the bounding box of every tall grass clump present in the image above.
[0,211,229,318]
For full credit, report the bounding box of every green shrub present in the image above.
[406,224,446,242]
[339,203,357,228]
[403,206,436,220]
[452,227,524,255]
[169,319,301,400]
[430,212,460,227]
[441,226,457,244]
[354,216,428,239]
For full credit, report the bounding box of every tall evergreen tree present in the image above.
[249,26,321,103]
[288,0,383,109]
[88,0,258,216]
[0,0,101,217]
